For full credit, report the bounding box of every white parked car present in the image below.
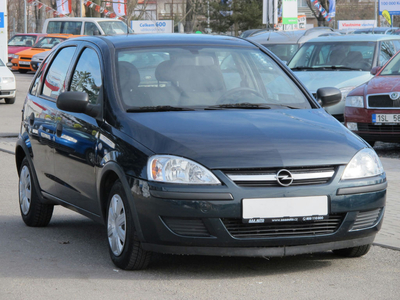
[0,58,16,104]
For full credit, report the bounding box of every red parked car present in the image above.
[8,33,47,62]
[345,51,400,147]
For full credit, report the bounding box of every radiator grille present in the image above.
[225,166,336,187]
[368,94,400,108]
[222,215,344,239]
[357,123,400,133]
[350,208,382,231]
[162,217,211,237]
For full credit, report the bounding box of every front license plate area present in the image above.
[19,61,31,66]
[242,196,328,223]
[372,114,400,124]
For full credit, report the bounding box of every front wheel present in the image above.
[5,97,15,104]
[19,157,54,227]
[332,244,372,257]
[107,180,152,270]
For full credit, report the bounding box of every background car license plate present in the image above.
[19,61,30,66]
[372,114,400,123]
[242,196,328,223]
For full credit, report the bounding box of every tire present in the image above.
[18,69,29,74]
[5,97,15,104]
[18,157,54,227]
[332,244,372,258]
[106,180,151,270]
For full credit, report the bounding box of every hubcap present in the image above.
[107,194,126,256]
[19,165,32,215]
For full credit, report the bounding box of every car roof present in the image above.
[304,34,400,43]
[248,31,305,44]
[74,34,258,49]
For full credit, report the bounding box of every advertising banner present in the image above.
[282,0,298,25]
[338,20,377,30]
[113,0,126,17]
[131,20,174,34]
[379,0,400,15]
[328,0,336,18]
[56,0,71,15]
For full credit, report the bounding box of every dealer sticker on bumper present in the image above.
[242,196,328,223]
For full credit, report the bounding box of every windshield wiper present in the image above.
[290,66,317,71]
[126,105,195,112]
[205,103,271,110]
[316,66,362,71]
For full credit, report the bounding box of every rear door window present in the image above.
[41,47,76,99]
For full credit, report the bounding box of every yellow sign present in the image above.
[383,10,391,25]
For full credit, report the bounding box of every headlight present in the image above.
[148,155,221,184]
[1,77,15,84]
[61,134,77,143]
[340,87,355,102]
[345,95,364,107]
[342,148,384,180]
[12,54,19,59]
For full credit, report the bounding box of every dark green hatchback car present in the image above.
[16,34,386,270]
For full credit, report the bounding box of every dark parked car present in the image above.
[345,49,400,146]
[16,34,387,270]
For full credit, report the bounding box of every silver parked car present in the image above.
[288,34,400,121]
[247,27,340,63]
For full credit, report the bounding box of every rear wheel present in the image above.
[107,180,151,270]
[5,97,15,104]
[19,157,54,227]
[332,244,372,257]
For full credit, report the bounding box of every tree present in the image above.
[205,0,263,35]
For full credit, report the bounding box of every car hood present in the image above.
[16,48,48,57]
[294,71,373,91]
[365,75,400,94]
[126,109,365,169]
[8,46,31,55]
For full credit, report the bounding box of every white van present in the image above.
[42,17,133,36]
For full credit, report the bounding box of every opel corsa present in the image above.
[15,34,387,270]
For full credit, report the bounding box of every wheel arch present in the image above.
[97,162,145,241]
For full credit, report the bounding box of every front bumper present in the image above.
[127,167,386,256]
[0,89,16,98]
[345,107,400,142]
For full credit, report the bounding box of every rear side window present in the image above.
[47,21,82,35]
[41,47,76,99]
[70,48,102,104]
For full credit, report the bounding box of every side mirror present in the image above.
[316,87,342,108]
[56,91,101,118]
[6,62,12,68]
[370,66,381,75]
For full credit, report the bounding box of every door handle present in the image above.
[56,123,63,137]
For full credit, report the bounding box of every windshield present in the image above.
[33,37,66,49]
[380,51,400,75]
[117,46,311,110]
[8,35,37,47]
[262,44,299,62]
[99,21,133,35]
[288,41,376,71]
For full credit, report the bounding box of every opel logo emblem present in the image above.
[276,169,294,187]
[390,92,400,100]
